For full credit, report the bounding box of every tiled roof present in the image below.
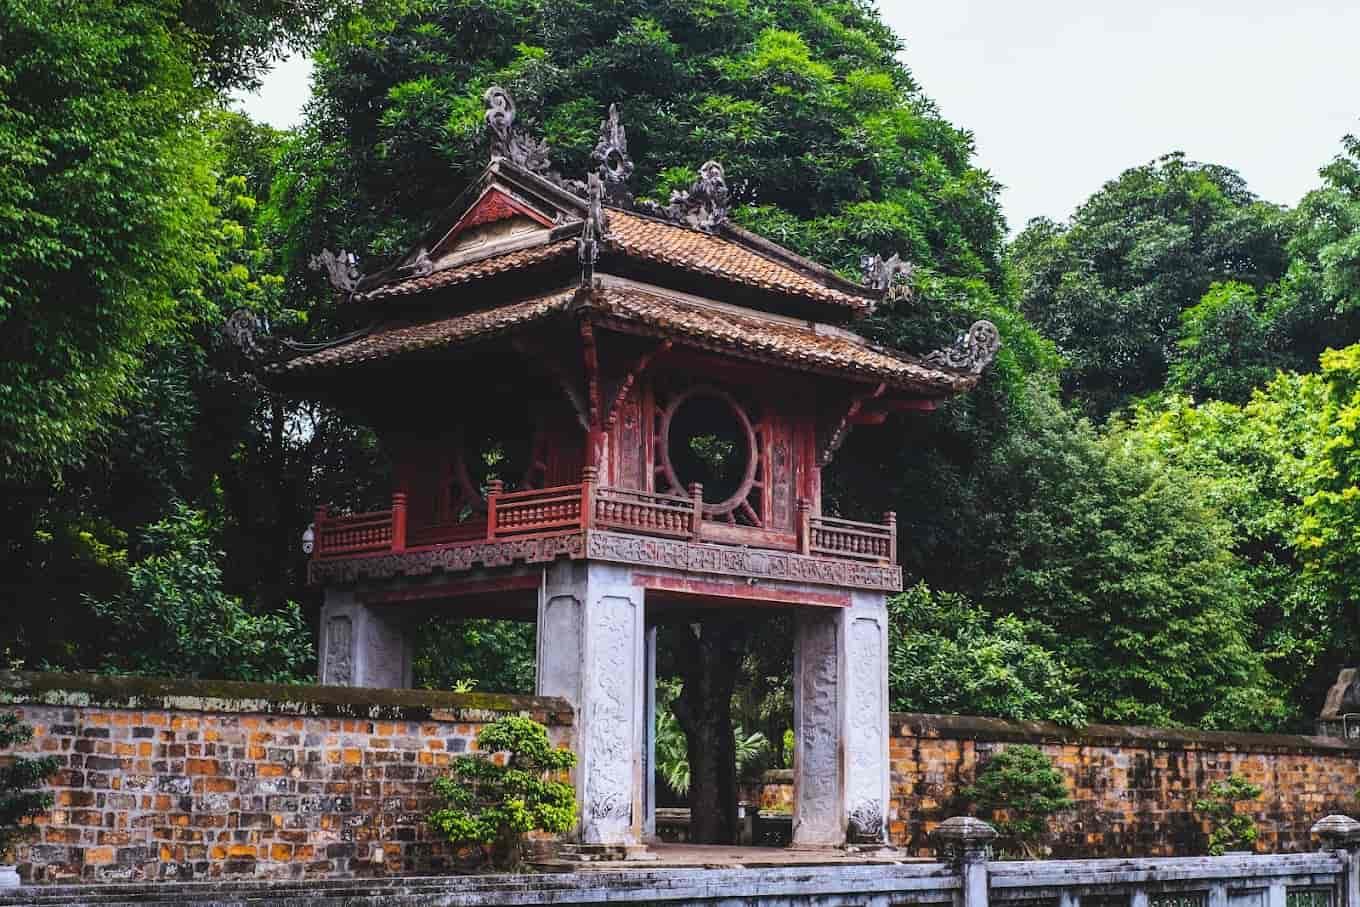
[273,290,576,373]
[604,211,873,312]
[357,240,576,301]
[275,285,969,394]
[352,210,874,313]
[586,287,970,394]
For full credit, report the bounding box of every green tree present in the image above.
[1193,774,1262,855]
[86,504,314,682]
[961,744,1072,858]
[0,712,59,864]
[1170,281,1281,404]
[1112,386,1341,725]
[974,391,1288,731]
[428,716,576,871]
[1011,153,1290,417]
[888,583,1087,726]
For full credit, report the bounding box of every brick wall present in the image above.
[889,712,1360,857]
[0,671,573,884]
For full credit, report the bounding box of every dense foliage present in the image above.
[888,583,1087,726]
[87,505,314,682]
[428,716,576,870]
[6,0,1360,785]
[0,712,59,862]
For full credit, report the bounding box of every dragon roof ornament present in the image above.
[924,321,1001,375]
[484,87,555,176]
[661,160,729,232]
[861,253,914,300]
[592,103,634,205]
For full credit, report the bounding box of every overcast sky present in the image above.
[235,1,1360,233]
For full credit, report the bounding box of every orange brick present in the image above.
[270,843,293,861]
[84,847,115,866]
[343,749,362,765]
[227,844,256,858]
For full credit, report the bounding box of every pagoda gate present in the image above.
[267,89,998,853]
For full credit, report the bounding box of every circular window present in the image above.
[660,387,757,515]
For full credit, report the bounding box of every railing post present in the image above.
[883,510,897,565]
[796,498,811,555]
[933,817,995,907]
[581,467,598,531]
[391,492,407,553]
[1313,815,1360,907]
[486,479,504,541]
[313,506,328,558]
[688,482,703,540]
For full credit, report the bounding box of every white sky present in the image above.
[235,1,1360,232]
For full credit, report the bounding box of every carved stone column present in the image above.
[843,591,890,846]
[792,607,843,847]
[318,587,413,688]
[538,560,647,850]
[791,591,891,848]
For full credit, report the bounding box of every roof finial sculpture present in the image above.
[925,321,1001,375]
[861,253,914,299]
[579,172,606,281]
[592,103,634,205]
[666,160,729,232]
[484,86,553,175]
[309,248,362,297]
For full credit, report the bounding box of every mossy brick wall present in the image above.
[0,671,573,885]
[888,713,1360,857]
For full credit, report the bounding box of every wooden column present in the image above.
[391,493,407,553]
[796,498,811,555]
[485,479,504,541]
[581,466,598,530]
[688,482,703,541]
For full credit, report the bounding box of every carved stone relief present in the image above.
[323,616,353,686]
[795,614,840,841]
[583,593,638,842]
[846,615,886,842]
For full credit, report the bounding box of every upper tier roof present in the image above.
[348,161,878,318]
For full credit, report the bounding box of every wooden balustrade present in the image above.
[594,487,698,539]
[313,508,394,556]
[488,483,584,537]
[805,512,896,564]
[313,482,897,568]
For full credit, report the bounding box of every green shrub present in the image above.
[1194,774,1262,855]
[0,712,60,863]
[961,744,1073,858]
[428,717,577,871]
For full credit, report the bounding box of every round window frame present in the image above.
[658,385,758,516]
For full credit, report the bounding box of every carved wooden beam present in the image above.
[580,319,601,430]
[604,339,673,429]
[512,335,590,432]
[817,382,886,467]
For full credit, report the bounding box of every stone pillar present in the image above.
[538,560,647,850]
[792,606,843,847]
[792,591,891,848]
[318,587,414,688]
[934,817,997,907]
[1312,814,1360,907]
[643,623,658,843]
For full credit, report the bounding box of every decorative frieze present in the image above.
[586,530,903,591]
[310,529,901,591]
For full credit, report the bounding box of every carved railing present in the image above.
[595,485,702,540]
[486,480,584,539]
[314,507,394,557]
[313,483,897,568]
[800,507,896,564]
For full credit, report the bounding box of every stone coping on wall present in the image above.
[891,711,1360,755]
[0,670,573,725]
